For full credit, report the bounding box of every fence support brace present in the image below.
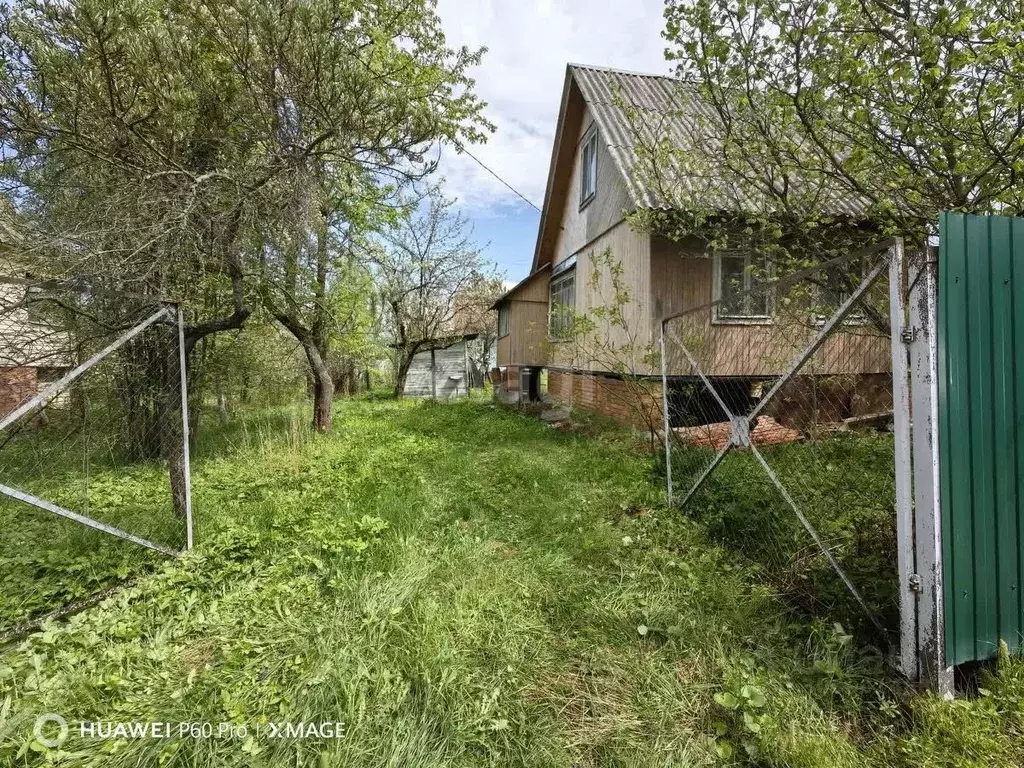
[0,303,192,561]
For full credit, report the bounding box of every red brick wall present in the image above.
[0,366,37,418]
[548,370,662,429]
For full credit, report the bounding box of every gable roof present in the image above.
[530,63,867,272]
[531,63,713,272]
[569,64,712,211]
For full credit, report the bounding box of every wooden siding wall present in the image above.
[512,270,549,303]
[496,269,550,369]
[497,299,549,369]
[496,334,510,367]
[550,103,632,268]
[507,300,548,366]
[549,220,653,374]
[650,235,892,377]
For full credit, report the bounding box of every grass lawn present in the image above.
[1,397,1023,766]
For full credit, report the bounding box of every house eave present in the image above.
[489,263,551,310]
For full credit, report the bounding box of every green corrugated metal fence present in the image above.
[939,212,1024,666]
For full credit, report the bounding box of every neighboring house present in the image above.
[493,63,890,426]
[0,216,71,418]
[402,334,481,399]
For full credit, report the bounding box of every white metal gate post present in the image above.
[660,321,673,507]
[909,246,954,696]
[889,239,918,679]
[176,305,194,551]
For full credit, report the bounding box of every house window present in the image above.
[713,251,770,322]
[815,254,871,323]
[549,265,576,338]
[580,127,598,207]
[498,304,510,337]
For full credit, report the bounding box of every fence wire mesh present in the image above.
[661,242,901,644]
[0,278,189,634]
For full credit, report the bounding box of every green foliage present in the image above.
[658,433,899,640]
[0,0,491,426]
[0,400,1021,765]
[638,0,1024,259]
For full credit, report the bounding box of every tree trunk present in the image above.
[157,346,189,521]
[393,352,412,398]
[277,312,334,432]
[217,387,228,424]
[305,341,334,432]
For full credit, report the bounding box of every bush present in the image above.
[657,433,898,643]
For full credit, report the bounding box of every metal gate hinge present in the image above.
[909,574,922,593]
[901,327,918,344]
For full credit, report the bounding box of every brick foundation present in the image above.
[0,366,37,417]
[548,370,663,429]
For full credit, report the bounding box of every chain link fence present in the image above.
[659,241,907,646]
[0,277,191,635]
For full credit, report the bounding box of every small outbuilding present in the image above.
[403,334,482,399]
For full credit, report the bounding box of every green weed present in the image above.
[0,399,1019,766]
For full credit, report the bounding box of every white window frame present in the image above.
[548,265,576,340]
[711,250,772,324]
[580,126,598,208]
[498,304,510,338]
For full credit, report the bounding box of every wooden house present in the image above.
[493,64,891,427]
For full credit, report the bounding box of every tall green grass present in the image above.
[657,435,899,642]
[0,398,1022,766]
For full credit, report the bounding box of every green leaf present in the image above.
[740,685,766,708]
[715,739,734,759]
[714,691,739,709]
[743,710,761,733]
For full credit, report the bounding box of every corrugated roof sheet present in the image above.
[568,64,867,217]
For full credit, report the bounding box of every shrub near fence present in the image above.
[657,433,898,642]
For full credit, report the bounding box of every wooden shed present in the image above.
[403,335,479,399]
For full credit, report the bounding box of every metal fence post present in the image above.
[890,239,918,679]
[909,247,954,696]
[176,306,194,550]
[660,321,673,507]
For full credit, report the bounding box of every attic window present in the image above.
[580,127,597,208]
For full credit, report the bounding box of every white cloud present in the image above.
[435,0,669,214]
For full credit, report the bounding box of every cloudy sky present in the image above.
[434,0,672,283]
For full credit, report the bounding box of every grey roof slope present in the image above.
[569,64,710,210]
[567,63,867,217]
